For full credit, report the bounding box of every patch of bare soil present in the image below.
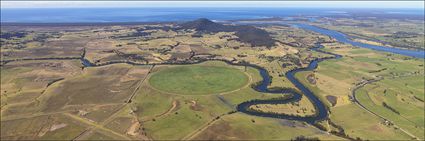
[126,118,151,140]
[49,123,67,131]
[189,100,204,111]
[37,122,69,137]
[126,119,141,136]
[156,100,179,118]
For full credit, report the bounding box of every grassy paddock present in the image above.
[148,64,249,95]
[296,42,424,140]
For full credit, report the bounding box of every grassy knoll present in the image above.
[295,42,424,140]
[149,65,249,95]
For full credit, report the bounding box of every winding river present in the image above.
[0,21,421,141]
[237,45,341,124]
[5,23,421,125]
[237,24,424,124]
[78,43,340,124]
[0,22,419,141]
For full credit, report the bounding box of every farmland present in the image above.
[149,65,249,95]
[295,42,424,140]
[1,16,424,140]
[311,18,425,50]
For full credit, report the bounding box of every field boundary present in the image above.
[351,77,420,140]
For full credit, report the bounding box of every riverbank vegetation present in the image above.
[295,42,424,140]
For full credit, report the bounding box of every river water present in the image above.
[237,23,423,123]
[293,24,425,58]
[75,22,425,124]
[237,45,340,124]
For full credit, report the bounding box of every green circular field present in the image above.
[149,65,249,95]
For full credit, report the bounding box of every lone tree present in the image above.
[240,60,249,72]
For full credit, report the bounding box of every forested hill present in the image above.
[178,18,275,47]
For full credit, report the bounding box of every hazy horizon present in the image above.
[1,1,424,9]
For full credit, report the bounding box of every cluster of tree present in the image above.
[112,30,151,39]
[143,26,174,32]
[178,18,276,47]
[385,31,420,38]
[46,78,65,87]
[291,135,320,141]
[382,102,400,115]
[328,120,362,140]
[1,32,57,49]
[258,54,280,62]
[313,122,328,132]
[413,96,424,102]
[332,22,373,27]
[112,26,175,39]
[33,33,56,42]
[279,54,302,67]
[368,68,387,73]
[0,31,27,39]
[114,50,146,62]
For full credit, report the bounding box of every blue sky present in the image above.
[1,1,424,9]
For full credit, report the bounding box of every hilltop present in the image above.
[178,18,275,47]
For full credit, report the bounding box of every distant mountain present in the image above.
[178,18,275,47]
[179,18,226,32]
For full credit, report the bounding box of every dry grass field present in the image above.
[1,18,423,140]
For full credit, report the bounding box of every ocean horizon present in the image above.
[1,7,424,23]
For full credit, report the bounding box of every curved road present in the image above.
[352,77,420,140]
